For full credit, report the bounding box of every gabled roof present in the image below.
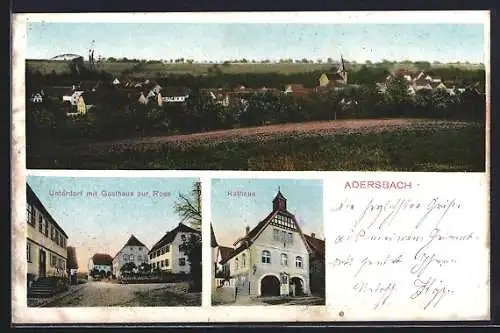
[304,234,325,257]
[218,246,234,262]
[91,253,113,266]
[125,234,147,247]
[114,234,149,260]
[149,223,200,253]
[221,191,311,264]
[26,183,68,238]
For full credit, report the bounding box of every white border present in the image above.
[11,10,491,324]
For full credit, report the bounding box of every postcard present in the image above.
[11,10,490,325]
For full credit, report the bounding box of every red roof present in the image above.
[304,234,325,257]
[91,253,113,266]
[218,246,234,261]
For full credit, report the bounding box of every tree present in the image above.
[179,233,202,292]
[120,262,137,273]
[174,181,201,231]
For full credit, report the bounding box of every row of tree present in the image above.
[27,64,485,92]
[26,79,485,146]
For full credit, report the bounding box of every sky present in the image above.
[211,179,324,248]
[26,23,485,63]
[27,176,199,272]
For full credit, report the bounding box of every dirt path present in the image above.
[47,281,186,307]
[67,118,470,152]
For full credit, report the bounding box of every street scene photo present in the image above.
[211,179,325,306]
[25,176,202,307]
[24,19,486,172]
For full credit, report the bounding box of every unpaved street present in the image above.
[46,281,197,307]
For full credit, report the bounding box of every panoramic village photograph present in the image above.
[210,179,325,305]
[25,176,202,307]
[24,20,486,171]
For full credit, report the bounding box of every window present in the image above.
[161,260,165,267]
[27,204,35,226]
[273,229,280,241]
[178,245,183,251]
[129,254,134,261]
[179,258,186,266]
[51,225,55,240]
[62,237,66,248]
[242,253,246,267]
[38,215,43,232]
[295,256,303,268]
[181,234,186,241]
[287,233,293,245]
[123,254,128,261]
[130,247,134,251]
[161,248,165,255]
[149,254,153,260]
[165,246,170,253]
[235,257,239,270]
[165,259,169,267]
[138,247,142,251]
[55,230,59,245]
[261,250,271,264]
[138,255,142,261]
[51,254,56,267]
[280,253,288,266]
[281,230,286,242]
[44,220,49,236]
[27,242,32,262]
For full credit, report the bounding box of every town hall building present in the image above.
[219,190,312,298]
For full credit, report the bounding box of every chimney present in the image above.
[311,233,316,238]
[245,226,250,235]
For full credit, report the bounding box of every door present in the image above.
[261,275,280,296]
[39,249,46,277]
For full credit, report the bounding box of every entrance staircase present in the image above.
[28,277,57,298]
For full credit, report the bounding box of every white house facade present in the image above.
[26,184,69,285]
[112,235,149,278]
[149,223,200,274]
[220,190,311,298]
[88,253,113,278]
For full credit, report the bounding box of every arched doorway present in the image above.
[260,275,280,296]
[291,277,304,296]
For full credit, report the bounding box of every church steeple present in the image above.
[272,187,287,211]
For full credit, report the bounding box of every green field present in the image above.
[26,59,485,76]
[27,121,485,171]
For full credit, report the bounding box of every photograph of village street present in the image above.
[25,176,202,307]
[24,19,486,172]
[211,179,325,305]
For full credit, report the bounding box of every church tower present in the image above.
[272,188,287,211]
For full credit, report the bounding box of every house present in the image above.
[283,84,314,97]
[88,253,113,279]
[112,235,149,278]
[26,184,69,287]
[318,56,348,88]
[303,233,325,296]
[148,223,200,274]
[161,87,191,103]
[219,190,312,298]
[30,92,44,104]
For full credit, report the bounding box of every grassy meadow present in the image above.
[26,59,485,77]
[26,121,485,171]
